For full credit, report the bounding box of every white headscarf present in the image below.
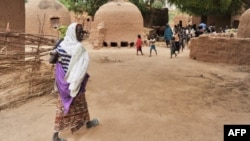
[60,23,89,97]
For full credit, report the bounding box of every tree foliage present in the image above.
[59,0,167,26]
[59,0,166,17]
[167,0,248,16]
[82,0,108,16]
[59,0,87,15]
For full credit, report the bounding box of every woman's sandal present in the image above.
[53,137,66,141]
[86,118,99,128]
[53,133,66,141]
[59,138,66,141]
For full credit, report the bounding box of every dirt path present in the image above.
[0,42,250,141]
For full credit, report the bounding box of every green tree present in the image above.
[167,0,249,24]
[83,0,108,16]
[167,0,248,16]
[59,0,168,26]
[242,0,250,6]
[59,0,108,16]
[59,0,86,15]
[59,0,166,17]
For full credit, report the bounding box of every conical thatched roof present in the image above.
[38,0,63,9]
[25,0,71,38]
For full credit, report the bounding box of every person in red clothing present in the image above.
[136,34,144,55]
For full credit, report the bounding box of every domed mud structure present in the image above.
[25,0,71,38]
[237,9,250,38]
[89,1,144,48]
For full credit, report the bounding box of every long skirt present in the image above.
[54,93,90,132]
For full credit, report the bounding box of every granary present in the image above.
[237,9,250,38]
[89,0,144,48]
[25,0,71,38]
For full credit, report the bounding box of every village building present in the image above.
[25,0,71,38]
[237,9,250,38]
[88,0,144,48]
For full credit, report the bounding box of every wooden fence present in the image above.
[0,31,57,110]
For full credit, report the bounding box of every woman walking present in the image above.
[52,23,99,141]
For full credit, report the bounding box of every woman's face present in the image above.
[76,24,84,42]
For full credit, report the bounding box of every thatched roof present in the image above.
[38,0,62,10]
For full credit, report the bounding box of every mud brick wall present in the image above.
[0,0,25,32]
[189,35,250,65]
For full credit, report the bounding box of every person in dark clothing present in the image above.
[170,36,177,58]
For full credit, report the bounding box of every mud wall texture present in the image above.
[174,14,191,27]
[89,1,144,48]
[25,0,71,37]
[192,15,231,31]
[189,35,250,66]
[0,0,25,32]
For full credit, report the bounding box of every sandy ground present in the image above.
[0,41,250,141]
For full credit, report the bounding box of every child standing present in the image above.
[149,35,157,57]
[136,34,144,55]
[174,32,180,54]
[170,36,177,58]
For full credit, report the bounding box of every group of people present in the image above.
[51,22,190,141]
[135,23,188,59]
[50,20,238,141]
[52,22,218,141]
[135,34,157,57]
[51,20,239,140]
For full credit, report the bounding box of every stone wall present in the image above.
[189,35,250,66]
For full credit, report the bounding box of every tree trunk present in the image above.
[242,0,250,7]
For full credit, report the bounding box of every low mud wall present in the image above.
[189,35,250,66]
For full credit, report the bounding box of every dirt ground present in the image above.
[0,41,250,141]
